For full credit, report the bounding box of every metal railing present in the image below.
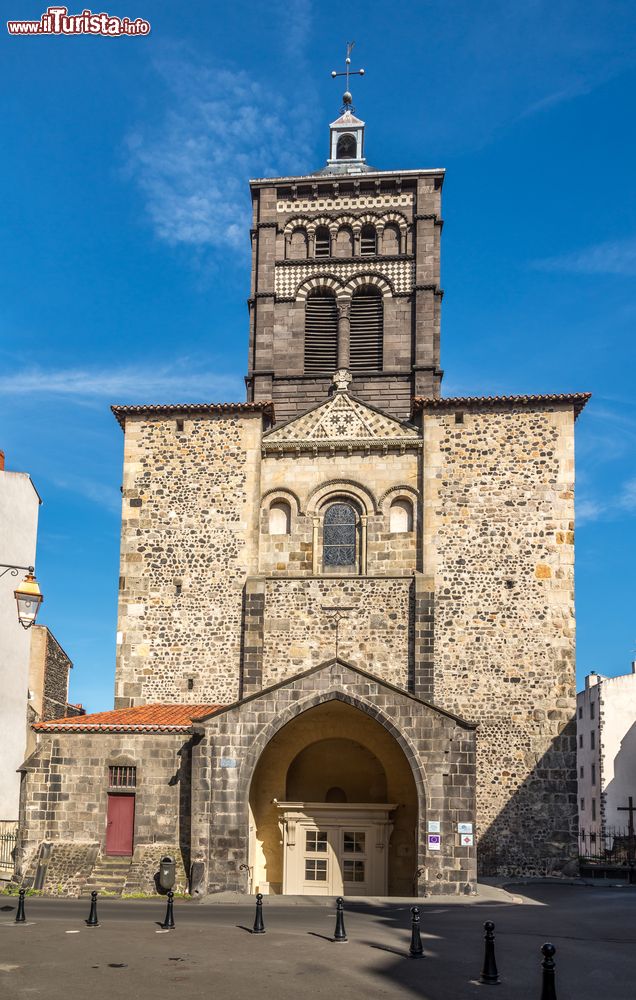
[579,826,634,865]
[0,821,18,875]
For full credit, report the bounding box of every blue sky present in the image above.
[1,0,635,711]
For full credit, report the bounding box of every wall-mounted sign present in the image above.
[460,834,474,847]
[457,822,473,834]
[427,834,441,851]
[220,758,237,768]
[427,820,441,833]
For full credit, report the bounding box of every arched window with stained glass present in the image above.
[323,502,358,569]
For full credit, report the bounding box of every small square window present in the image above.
[109,765,136,789]
[343,832,365,853]
[305,859,328,881]
[306,831,328,853]
[343,860,365,882]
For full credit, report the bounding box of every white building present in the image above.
[0,449,41,821]
[577,666,636,836]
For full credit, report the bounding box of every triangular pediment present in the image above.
[264,393,420,446]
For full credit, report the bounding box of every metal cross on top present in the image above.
[331,41,365,109]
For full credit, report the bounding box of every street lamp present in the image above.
[0,564,44,629]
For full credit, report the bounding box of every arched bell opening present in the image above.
[248,699,419,896]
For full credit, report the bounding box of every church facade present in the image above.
[16,92,589,897]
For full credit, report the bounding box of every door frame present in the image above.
[276,801,396,895]
[105,792,136,857]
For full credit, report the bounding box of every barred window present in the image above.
[323,502,357,568]
[314,226,331,258]
[304,288,338,374]
[349,286,383,372]
[109,766,136,789]
[360,224,377,256]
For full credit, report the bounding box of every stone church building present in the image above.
[16,88,589,897]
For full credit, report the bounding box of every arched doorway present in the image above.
[248,700,418,895]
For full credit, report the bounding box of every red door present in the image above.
[105,793,135,856]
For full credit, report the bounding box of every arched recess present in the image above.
[382,223,401,255]
[379,484,420,512]
[334,225,354,258]
[245,692,425,896]
[307,480,378,517]
[261,488,303,517]
[287,227,308,260]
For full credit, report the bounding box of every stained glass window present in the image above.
[323,503,357,567]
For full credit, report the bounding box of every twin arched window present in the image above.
[303,285,383,376]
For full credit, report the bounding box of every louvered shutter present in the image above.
[349,290,383,372]
[304,292,338,374]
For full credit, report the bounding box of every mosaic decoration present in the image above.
[265,391,420,444]
[275,259,415,298]
[277,193,414,213]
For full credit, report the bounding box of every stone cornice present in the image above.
[262,437,421,457]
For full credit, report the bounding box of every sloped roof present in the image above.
[413,393,591,419]
[33,703,223,733]
[111,401,274,430]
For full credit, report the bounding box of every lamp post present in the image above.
[0,564,44,629]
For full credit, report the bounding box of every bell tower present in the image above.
[245,47,444,423]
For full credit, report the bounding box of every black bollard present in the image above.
[86,890,99,927]
[333,896,348,943]
[160,890,175,929]
[252,892,265,934]
[480,920,500,985]
[408,906,424,958]
[540,943,557,1000]
[15,889,26,924]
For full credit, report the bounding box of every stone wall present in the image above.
[17,733,191,883]
[261,577,413,689]
[423,403,578,872]
[42,630,72,720]
[115,411,263,707]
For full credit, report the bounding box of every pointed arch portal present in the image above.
[248,699,418,895]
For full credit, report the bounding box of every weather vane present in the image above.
[331,41,365,112]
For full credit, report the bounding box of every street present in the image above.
[1,884,635,999]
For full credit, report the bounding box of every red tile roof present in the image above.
[111,401,274,429]
[32,703,223,734]
[413,392,591,419]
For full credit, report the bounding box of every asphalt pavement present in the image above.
[1,883,634,999]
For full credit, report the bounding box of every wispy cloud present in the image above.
[125,48,313,253]
[0,361,243,401]
[577,478,636,526]
[533,236,636,276]
[50,473,121,515]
